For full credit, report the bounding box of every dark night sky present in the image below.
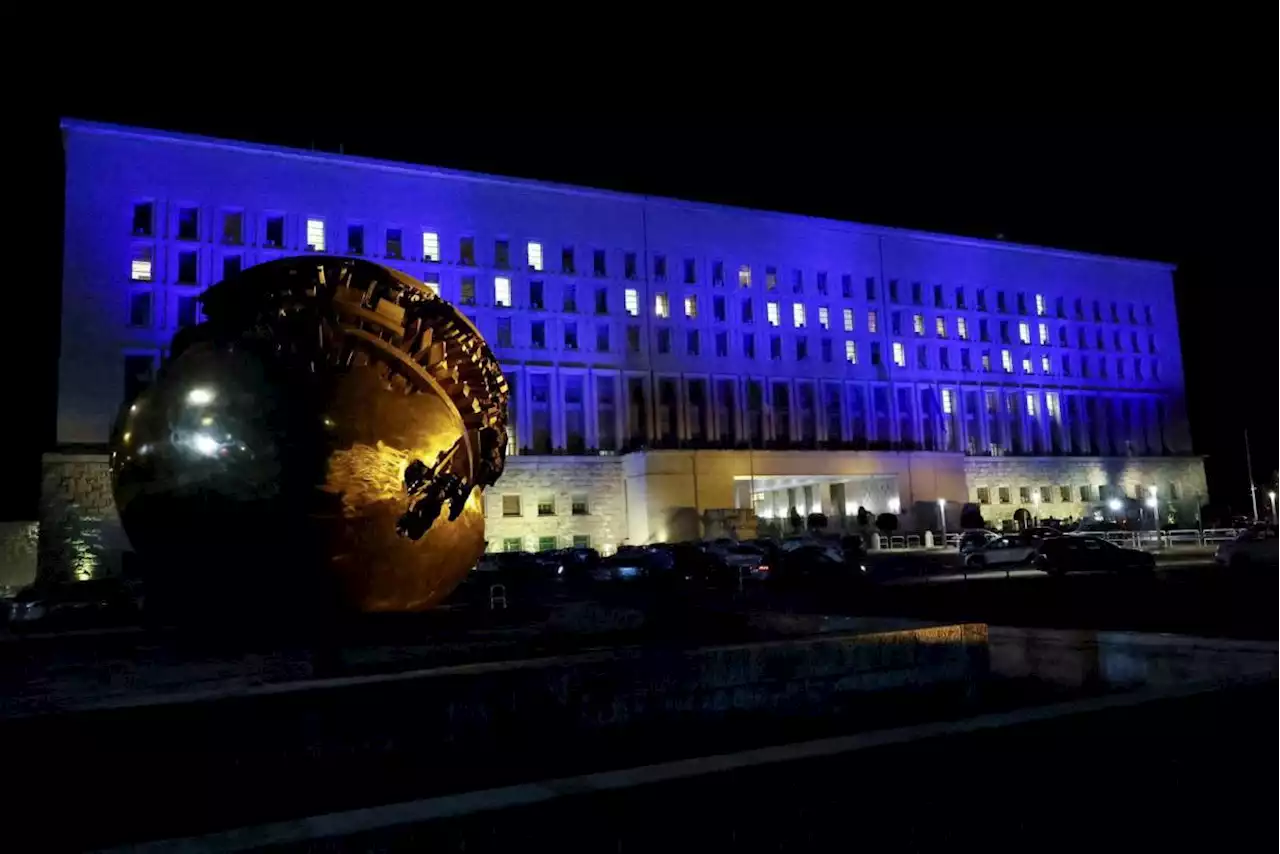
[10,112,1276,520]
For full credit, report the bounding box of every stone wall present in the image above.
[38,453,129,582]
[962,455,1208,527]
[484,456,627,553]
[0,521,38,590]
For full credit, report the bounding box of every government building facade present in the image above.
[44,119,1208,577]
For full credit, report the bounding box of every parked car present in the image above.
[958,529,1000,555]
[7,578,144,632]
[767,544,868,592]
[1034,536,1155,575]
[963,536,1039,568]
[1214,526,1278,568]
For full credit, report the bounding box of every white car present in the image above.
[1214,527,1278,568]
[964,536,1038,568]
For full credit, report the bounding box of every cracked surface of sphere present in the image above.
[110,257,509,613]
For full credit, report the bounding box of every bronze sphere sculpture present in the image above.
[110,257,509,615]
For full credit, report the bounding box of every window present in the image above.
[715,331,728,357]
[741,299,755,324]
[624,288,639,316]
[1059,327,1069,347]
[176,251,198,284]
[1038,322,1049,345]
[1110,302,1119,322]
[792,303,806,328]
[655,292,670,318]
[624,252,637,279]
[738,265,751,287]
[767,301,780,327]
[460,276,476,306]
[593,249,607,277]
[982,351,992,372]
[561,283,575,312]
[912,314,925,335]
[130,246,153,281]
[657,328,671,353]
[931,284,943,308]
[530,280,545,310]
[422,231,440,262]
[1040,485,1053,504]
[653,254,667,281]
[712,260,724,286]
[856,276,868,299]
[867,311,878,333]
[795,337,808,360]
[845,340,857,364]
[1019,486,1032,504]
[916,344,928,368]
[1116,359,1125,379]
[176,295,199,327]
[132,201,154,236]
[770,335,783,360]
[221,211,243,245]
[1016,293,1027,314]
[955,287,966,309]
[127,291,152,327]
[564,322,579,350]
[957,317,968,340]
[538,536,558,552]
[265,215,284,248]
[1059,485,1072,503]
[1035,293,1046,316]
[494,277,511,307]
[683,258,696,284]
[560,246,574,274]
[571,534,592,549]
[571,494,589,515]
[743,333,755,358]
[492,238,508,268]
[595,287,608,315]
[998,487,1011,504]
[936,317,947,338]
[1092,300,1102,322]
[939,347,951,370]
[687,330,700,355]
[1000,321,1010,343]
[818,306,830,329]
[596,324,610,352]
[1079,485,1093,502]
[627,325,641,353]
[911,282,922,304]
[941,388,954,415]
[817,271,828,295]
[1001,350,1013,373]
[870,342,882,365]
[977,486,992,505]
[527,241,543,271]
[821,338,832,362]
[500,537,523,552]
[713,295,726,322]
[684,294,698,318]
[496,317,513,348]
[177,206,199,241]
[888,280,900,302]
[1041,355,1051,374]
[842,308,854,332]
[1061,354,1071,375]
[892,341,905,367]
[1055,296,1065,318]
[305,218,325,252]
[531,320,546,349]
[1022,357,1033,375]
[976,289,987,311]
[892,312,902,335]
[960,348,971,371]
[222,254,242,280]
[347,224,365,255]
[1018,322,1030,344]
[765,266,777,289]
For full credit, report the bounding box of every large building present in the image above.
[43,119,1208,578]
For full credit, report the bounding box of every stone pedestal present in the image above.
[38,451,128,582]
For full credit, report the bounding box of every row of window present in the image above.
[974,481,1183,505]
[495,534,596,554]
[498,493,591,517]
[128,202,1158,323]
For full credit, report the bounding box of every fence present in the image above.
[874,528,1241,551]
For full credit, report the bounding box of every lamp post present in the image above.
[1269,490,1277,520]
[1146,485,1159,531]
[937,497,947,543]
[1031,490,1041,527]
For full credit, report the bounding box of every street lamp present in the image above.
[1146,485,1159,531]
[937,497,947,542]
[1269,490,1277,519]
[1031,490,1041,526]
[1107,497,1123,514]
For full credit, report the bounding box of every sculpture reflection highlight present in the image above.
[110,257,509,614]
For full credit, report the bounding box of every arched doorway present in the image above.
[1013,508,1033,531]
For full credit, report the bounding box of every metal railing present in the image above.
[870,528,1242,551]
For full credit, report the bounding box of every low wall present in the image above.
[38,452,129,582]
[0,521,37,591]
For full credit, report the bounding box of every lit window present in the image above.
[767,301,780,327]
[982,352,992,372]
[1022,357,1033,375]
[957,317,968,340]
[867,311,878,333]
[1001,350,1013,373]
[684,294,698,318]
[423,273,440,297]
[527,241,543,271]
[655,292,670,318]
[843,308,854,331]
[1025,392,1038,416]
[792,303,806,328]
[501,494,522,517]
[913,314,924,335]
[892,341,906,366]
[422,231,439,262]
[1046,393,1061,420]
[738,265,751,287]
[845,340,857,363]
[1041,355,1051,374]
[1035,293,1046,316]
[624,288,639,316]
[130,246,153,281]
[936,317,947,338]
[818,306,829,329]
[1038,322,1049,345]
[1018,321,1030,344]
[305,218,325,252]
[494,276,511,307]
[941,388,954,414]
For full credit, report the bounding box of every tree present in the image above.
[856,505,871,527]
[875,512,899,533]
[959,503,985,530]
[788,506,803,532]
[807,512,828,532]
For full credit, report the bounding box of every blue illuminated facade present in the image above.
[46,119,1208,572]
